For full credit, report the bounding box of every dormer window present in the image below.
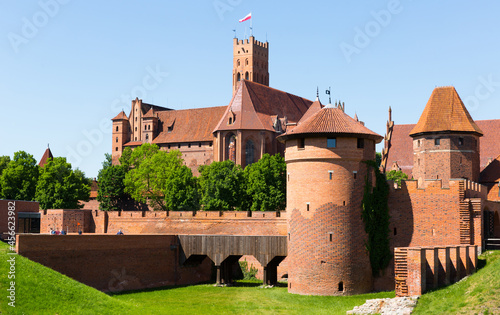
[229,117,233,124]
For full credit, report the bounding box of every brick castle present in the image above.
[6,35,500,297]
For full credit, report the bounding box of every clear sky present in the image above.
[1,1,499,178]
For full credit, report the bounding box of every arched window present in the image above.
[116,126,119,132]
[237,72,241,82]
[245,71,249,80]
[225,133,236,162]
[237,59,240,67]
[245,140,255,166]
[245,58,249,65]
[145,125,147,130]
[115,137,118,143]
[145,134,149,142]
[148,125,151,130]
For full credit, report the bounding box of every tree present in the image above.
[198,160,245,210]
[97,153,127,211]
[376,152,382,168]
[119,147,133,171]
[124,148,199,211]
[1,151,38,201]
[386,170,409,187]
[35,157,90,210]
[0,155,11,198]
[243,153,286,211]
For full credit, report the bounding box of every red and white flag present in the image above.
[239,13,252,23]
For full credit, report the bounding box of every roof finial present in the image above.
[316,87,319,101]
[48,143,50,149]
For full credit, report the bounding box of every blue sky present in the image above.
[1,1,499,178]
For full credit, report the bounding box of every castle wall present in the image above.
[394,245,477,297]
[16,234,213,292]
[157,141,215,176]
[0,200,39,239]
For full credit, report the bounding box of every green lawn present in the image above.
[2,240,499,315]
[413,250,500,314]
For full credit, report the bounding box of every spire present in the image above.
[354,112,359,122]
[316,87,319,101]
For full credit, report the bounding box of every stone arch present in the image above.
[236,72,241,82]
[245,71,249,80]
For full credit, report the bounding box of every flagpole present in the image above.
[250,12,253,36]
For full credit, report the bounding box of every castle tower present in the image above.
[142,108,158,144]
[410,87,483,184]
[111,111,130,164]
[278,102,383,295]
[232,36,269,93]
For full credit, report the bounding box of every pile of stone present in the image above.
[347,296,419,315]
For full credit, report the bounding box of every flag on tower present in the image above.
[239,13,252,23]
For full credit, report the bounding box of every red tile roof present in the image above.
[386,119,500,177]
[410,87,483,136]
[153,106,227,144]
[112,111,128,121]
[38,148,53,167]
[481,154,500,183]
[123,141,143,147]
[278,105,383,142]
[298,98,324,124]
[213,80,313,133]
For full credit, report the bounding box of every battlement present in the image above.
[99,209,283,219]
[392,178,483,193]
[234,36,268,49]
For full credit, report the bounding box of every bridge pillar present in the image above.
[215,265,222,285]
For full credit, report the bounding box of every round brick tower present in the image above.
[278,100,383,295]
[410,87,483,185]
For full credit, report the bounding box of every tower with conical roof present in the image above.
[278,101,383,295]
[409,87,483,184]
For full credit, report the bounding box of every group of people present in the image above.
[49,228,82,235]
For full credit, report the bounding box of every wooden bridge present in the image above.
[178,235,287,285]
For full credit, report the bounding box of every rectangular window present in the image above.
[458,137,464,146]
[435,138,440,145]
[329,171,333,180]
[306,203,310,211]
[329,233,333,242]
[327,138,337,148]
[357,138,364,149]
[298,138,305,149]
[353,171,357,179]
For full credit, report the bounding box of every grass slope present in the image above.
[0,242,131,314]
[413,250,500,314]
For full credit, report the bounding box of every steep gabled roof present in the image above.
[112,111,128,121]
[152,106,227,144]
[38,147,53,167]
[480,154,500,183]
[410,86,483,137]
[213,80,313,133]
[278,105,383,142]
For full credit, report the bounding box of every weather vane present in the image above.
[325,86,332,104]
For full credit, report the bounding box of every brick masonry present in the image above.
[16,234,213,292]
[395,245,477,297]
